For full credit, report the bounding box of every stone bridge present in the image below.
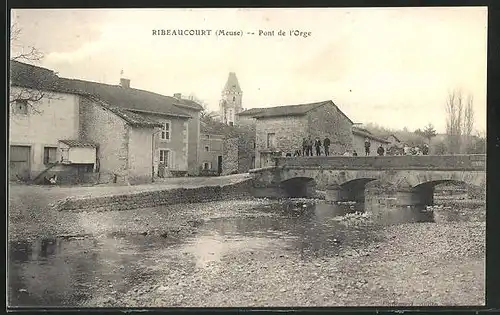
[249,155,486,206]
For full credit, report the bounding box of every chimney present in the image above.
[120,78,130,88]
[173,93,182,99]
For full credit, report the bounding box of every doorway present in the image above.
[217,156,223,175]
[9,145,31,181]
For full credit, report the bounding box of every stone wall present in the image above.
[237,126,256,172]
[275,155,486,171]
[79,97,130,183]
[307,103,353,154]
[53,179,253,212]
[255,116,307,167]
[222,137,239,175]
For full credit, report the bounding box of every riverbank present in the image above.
[8,175,253,240]
[86,216,484,307]
[8,180,485,307]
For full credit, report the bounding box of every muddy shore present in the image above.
[8,184,485,307]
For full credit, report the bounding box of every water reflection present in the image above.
[8,197,484,307]
[8,236,159,307]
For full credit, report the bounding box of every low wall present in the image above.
[53,179,254,212]
[275,154,486,171]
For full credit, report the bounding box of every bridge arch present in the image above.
[339,178,378,202]
[280,177,316,198]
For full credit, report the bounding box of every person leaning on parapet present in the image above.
[352,150,358,157]
[422,144,429,155]
[364,137,371,156]
[307,135,314,156]
[403,144,410,156]
[323,137,331,156]
[314,137,322,156]
[377,145,385,156]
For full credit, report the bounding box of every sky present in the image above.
[10,8,487,134]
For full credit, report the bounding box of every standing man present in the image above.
[422,144,429,155]
[377,145,385,156]
[364,137,371,156]
[323,137,331,156]
[302,138,307,157]
[307,135,314,157]
[314,137,322,156]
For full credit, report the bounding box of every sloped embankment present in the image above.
[52,179,254,212]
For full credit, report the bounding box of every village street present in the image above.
[8,175,485,307]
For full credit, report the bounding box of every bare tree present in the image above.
[188,93,218,121]
[9,23,60,115]
[463,95,475,152]
[445,89,476,154]
[445,90,464,154]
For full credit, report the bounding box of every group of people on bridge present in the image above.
[284,136,430,157]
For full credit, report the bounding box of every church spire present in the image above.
[223,72,242,93]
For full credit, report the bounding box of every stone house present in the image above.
[199,117,254,175]
[239,100,354,168]
[352,127,390,156]
[9,60,202,184]
[199,123,224,175]
[170,93,204,175]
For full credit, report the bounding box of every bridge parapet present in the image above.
[275,154,485,171]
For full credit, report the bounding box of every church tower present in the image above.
[219,72,243,126]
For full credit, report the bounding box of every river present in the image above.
[8,197,485,307]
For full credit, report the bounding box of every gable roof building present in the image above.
[238,100,354,124]
[10,60,201,120]
[9,60,204,183]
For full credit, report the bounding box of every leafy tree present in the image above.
[421,123,437,143]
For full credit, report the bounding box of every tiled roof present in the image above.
[10,60,197,119]
[387,134,401,142]
[352,127,390,143]
[200,120,240,137]
[238,100,354,124]
[237,107,265,116]
[84,96,165,127]
[10,60,61,91]
[59,139,97,148]
[57,78,193,118]
[223,72,242,93]
[174,98,204,111]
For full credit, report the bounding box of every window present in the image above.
[233,96,236,102]
[205,134,210,140]
[267,133,276,148]
[205,145,210,152]
[159,149,170,166]
[13,100,28,115]
[43,147,57,164]
[203,162,211,170]
[161,122,171,140]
